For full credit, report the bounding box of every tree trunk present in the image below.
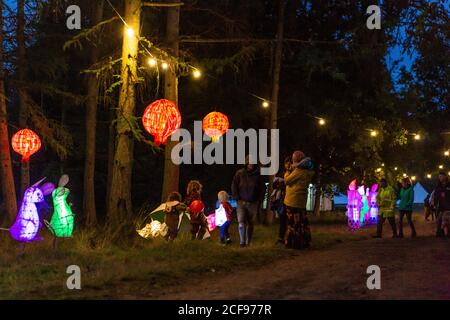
[266,0,285,225]
[0,0,18,225]
[83,0,104,227]
[161,0,180,202]
[107,0,141,225]
[17,0,29,194]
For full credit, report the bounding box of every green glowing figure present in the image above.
[49,175,74,238]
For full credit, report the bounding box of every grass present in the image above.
[0,211,374,299]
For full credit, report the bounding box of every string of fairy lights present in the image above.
[105,0,450,179]
[105,0,272,110]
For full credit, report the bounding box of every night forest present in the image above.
[0,0,449,231]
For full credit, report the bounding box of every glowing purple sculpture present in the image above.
[10,178,54,242]
[369,184,378,224]
[347,180,362,229]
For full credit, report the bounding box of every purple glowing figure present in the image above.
[347,180,362,229]
[10,178,54,242]
[369,184,378,224]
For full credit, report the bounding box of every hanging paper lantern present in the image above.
[142,99,182,146]
[202,111,229,142]
[11,129,41,161]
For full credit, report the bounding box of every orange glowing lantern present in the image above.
[202,112,229,142]
[142,99,182,146]
[11,129,41,161]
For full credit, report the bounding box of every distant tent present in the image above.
[412,182,429,204]
[306,184,333,212]
[395,182,429,206]
[333,193,348,207]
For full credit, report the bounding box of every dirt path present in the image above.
[154,220,450,300]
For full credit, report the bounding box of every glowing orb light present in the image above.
[11,129,41,161]
[202,112,229,143]
[142,99,182,146]
[189,200,204,214]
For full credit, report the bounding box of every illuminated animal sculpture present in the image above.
[347,180,362,229]
[10,178,54,242]
[48,175,75,238]
[368,184,378,224]
[359,186,370,226]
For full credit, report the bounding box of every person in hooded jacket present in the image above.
[283,150,314,249]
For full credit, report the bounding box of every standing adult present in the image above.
[231,156,264,247]
[374,178,398,238]
[398,177,416,238]
[283,150,314,249]
[431,172,450,237]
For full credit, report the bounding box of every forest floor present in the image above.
[0,211,448,299]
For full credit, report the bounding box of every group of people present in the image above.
[162,181,233,245]
[161,150,316,250]
[373,172,450,238]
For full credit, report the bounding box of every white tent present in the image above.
[412,182,429,204]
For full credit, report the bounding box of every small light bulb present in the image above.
[444,150,449,156]
[376,168,382,172]
[148,58,157,67]
[319,119,326,126]
[161,62,169,70]
[403,173,407,177]
[370,130,378,137]
[262,101,269,108]
[381,163,385,167]
[394,167,398,171]
[126,28,135,37]
[411,176,416,181]
[427,174,432,179]
[192,69,201,79]
[439,165,444,169]
[414,134,421,140]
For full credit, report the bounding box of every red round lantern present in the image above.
[142,99,182,146]
[202,111,229,142]
[189,200,204,214]
[11,129,41,161]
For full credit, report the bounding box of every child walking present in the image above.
[185,180,208,240]
[217,191,233,245]
[164,192,187,241]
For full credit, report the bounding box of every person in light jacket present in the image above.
[374,178,398,238]
[283,151,314,249]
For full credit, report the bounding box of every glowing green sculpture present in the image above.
[49,175,74,238]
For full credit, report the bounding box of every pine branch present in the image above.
[63,16,119,51]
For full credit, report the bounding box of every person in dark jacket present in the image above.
[398,177,416,238]
[432,172,450,237]
[231,156,264,247]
